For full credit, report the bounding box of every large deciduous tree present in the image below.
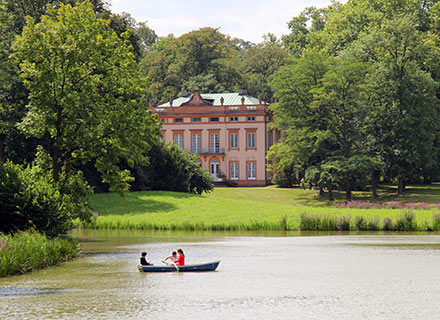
[12,1,160,194]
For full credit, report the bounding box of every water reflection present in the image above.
[1,230,440,320]
[0,287,67,297]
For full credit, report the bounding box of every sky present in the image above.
[110,0,335,43]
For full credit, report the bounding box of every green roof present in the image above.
[158,92,261,107]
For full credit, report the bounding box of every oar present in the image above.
[172,262,180,272]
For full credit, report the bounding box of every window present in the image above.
[210,117,219,122]
[210,133,219,153]
[192,134,201,153]
[247,132,255,149]
[247,116,255,121]
[210,159,219,178]
[230,162,239,180]
[192,118,201,123]
[230,133,238,149]
[247,162,256,180]
[160,119,165,123]
[230,116,238,122]
[175,118,183,123]
[268,132,273,147]
[174,134,183,148]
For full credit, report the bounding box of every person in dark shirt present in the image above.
[140,251,152,265]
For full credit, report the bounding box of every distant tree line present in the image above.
[269,0,440,200]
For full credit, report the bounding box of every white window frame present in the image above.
[230,162,239,180]
[210,133,219,153]
[174,134,183,148]
[247,132,255,149]
[192,133,201,153]
[230,133,238,149]
[247,162,256,180]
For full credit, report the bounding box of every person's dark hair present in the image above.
[177,249,184,256]
[141,251,147,257]
[172,251,177,255]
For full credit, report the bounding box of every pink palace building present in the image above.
[148,90,279,186]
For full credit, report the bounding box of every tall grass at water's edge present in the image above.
[300,211,440,232]
[0,230,80,277]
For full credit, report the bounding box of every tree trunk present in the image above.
[52,147,60,183]
[397,176,405,194]
[0,145,4,163]
[423,175,432,185]
[346,188,352,201]
[371,171,378,198]
[327,182,334,201]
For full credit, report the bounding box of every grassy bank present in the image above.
[0,231,80,277]
[88,186,440,231]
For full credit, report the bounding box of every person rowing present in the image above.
[162,251,177,265]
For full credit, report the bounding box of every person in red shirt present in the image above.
[174,249,185,266]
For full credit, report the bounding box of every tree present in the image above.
[12,1,160,195]
[140,28,242,104]
[358,15,440,193]
[240,38,289,99]
[282,6,329,57]
[131,141,214,195]
[269,50,332,178]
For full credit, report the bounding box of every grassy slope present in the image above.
[89,185,440,231]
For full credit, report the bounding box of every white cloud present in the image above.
[110,0,335,43]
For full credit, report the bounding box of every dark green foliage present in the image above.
[130,141,214,194]
[0,161,85,238]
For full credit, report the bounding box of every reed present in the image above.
[0,230,80,277]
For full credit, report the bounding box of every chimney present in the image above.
[169,99,173,107]
[239,87,248,95]
[241,96,245,105]
[258,97,262,104]
[220,96,224,105]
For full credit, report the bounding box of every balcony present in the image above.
[184,148,225,155]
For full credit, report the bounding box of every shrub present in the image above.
[395,211,417,231]
[336,215,351,231]
[300,213,321,231]
[0,161,87,238]
[355,216,381,231]
[431,213,440,231]
[300,213,351,231]
[382,218,394,231]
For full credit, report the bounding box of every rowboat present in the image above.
[138,260,220,273]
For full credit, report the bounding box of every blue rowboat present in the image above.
[138,260,220,273]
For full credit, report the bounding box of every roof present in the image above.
[157,92,261,107]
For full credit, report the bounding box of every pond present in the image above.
[1,230,440,319]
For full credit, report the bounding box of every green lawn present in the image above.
[88,185,440,231]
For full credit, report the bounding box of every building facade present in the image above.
[148,90,278,186]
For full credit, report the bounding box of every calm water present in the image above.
[1,230,440,320]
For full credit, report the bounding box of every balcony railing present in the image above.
[184,148,225,155]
